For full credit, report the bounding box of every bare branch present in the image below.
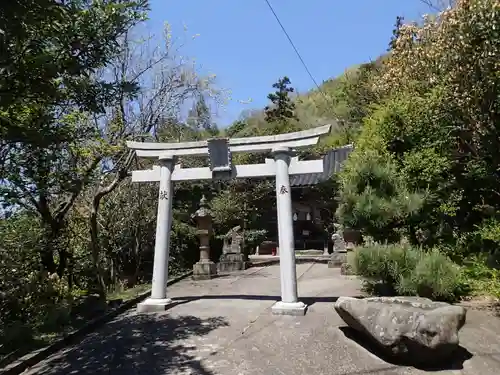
[54,156,102,222]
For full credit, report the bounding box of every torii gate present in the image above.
[127,124,331,316]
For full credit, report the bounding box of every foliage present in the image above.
[337,0,500,258]
[264,76,298,128]
[1,0,149,145]
[352,244,420,294]
[398,249,464,302]
[0,212,75,353]
[352,244,466,301]
[242,229,268,255]
[1,0,150,279]
[460,255,500,298]
[210,179,275,235]
[337,150,425,243]
[0,3,225,359]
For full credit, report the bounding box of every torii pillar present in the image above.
[271,146,306,315]
[137,153,175,312]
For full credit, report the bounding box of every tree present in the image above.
[336,150,425,243]
[83,25,224,296]
[187,96,211,131]
[339,0,500,253]
[264,76,298,130]
[0,0,150,276]
[388,16,404,51]
[0,0,149,146]
[225,120,247,138]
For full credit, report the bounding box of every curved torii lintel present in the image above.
[126,124,332,158]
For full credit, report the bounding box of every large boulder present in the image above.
[334,296,467,366]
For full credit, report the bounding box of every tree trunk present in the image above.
[67,252,74,291]
[131,224,142,286]
[40,222,68,276]
[89,202,107,298]
[57,248,69,278]
[40,248,57,274]
[88,150,134,297]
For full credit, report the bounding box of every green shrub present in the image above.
[461,255,500,298]
[352,244,420,294]
[352,244,468,301]
[398,249,464,302]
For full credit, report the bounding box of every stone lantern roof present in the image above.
[192,195,211,219]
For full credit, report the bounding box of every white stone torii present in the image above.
[127,124,332,316]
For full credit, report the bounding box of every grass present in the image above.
[467,278,500,299]
[107,283,151,302]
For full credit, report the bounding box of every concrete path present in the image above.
[23,264,500,375]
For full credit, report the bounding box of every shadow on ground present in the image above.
[32,314,229,375]
[168,295,364,309]
[339,326,473,372]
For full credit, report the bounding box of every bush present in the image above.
[352,244,467,301]
[352,244,420,294]
[398,249,465,302]
[461,255,500,298]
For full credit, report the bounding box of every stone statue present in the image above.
[328,223,347,268]
[218,225,247,272]
[222,225,242,254]
[332,232,346,252]
[331,223,347,252]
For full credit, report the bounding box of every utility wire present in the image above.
[263,0,321,91]
[417,0,444,12]
[264,0,443,92]
[263,0,351,141]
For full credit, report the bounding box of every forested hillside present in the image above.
[1,0,499,361]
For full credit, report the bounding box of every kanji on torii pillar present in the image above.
[127,124,332,316]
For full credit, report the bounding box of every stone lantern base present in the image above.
[193,260,218,280]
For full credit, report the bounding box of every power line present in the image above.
[263,0,321,91]
[417,0,444,12]
[264,0,444,92]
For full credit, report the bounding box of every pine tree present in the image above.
[264,76,298,125]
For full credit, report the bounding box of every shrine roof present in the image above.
[290,144,353,187]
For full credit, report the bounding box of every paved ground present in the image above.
[23,264,500,375]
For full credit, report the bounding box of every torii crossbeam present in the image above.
[128,124,332,315]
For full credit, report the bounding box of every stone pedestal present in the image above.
[271,301,307,316]
[193,260,218,280]
[137,298,173,313]
[328,251,347,268]
[218,253,247,273]
[217,225,248,273]
[323,245,329,256]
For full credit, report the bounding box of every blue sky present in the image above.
[148,0,432,127]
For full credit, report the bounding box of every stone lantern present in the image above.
[191,195,217,280]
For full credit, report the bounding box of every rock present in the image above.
[334,296,467,366]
